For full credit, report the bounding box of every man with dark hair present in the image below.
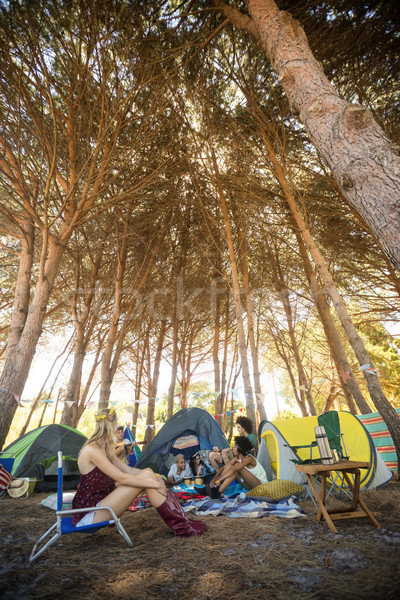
[236,416,256,449]
[209,415,256,471]
[167,454,191,485]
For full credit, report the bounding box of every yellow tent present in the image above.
[257,411,392,490]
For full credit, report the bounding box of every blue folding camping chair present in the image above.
[29,451,133,562]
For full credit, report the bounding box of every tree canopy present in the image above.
[0,0,399,454]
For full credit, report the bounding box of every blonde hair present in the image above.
[81,407,118,461]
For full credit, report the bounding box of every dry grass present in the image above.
[1,479,400,600]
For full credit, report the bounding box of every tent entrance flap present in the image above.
[136,407,229,476]
[172,434,200,459]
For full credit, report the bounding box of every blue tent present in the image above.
[136,407,229,476]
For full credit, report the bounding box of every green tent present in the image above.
[3,424,87,491]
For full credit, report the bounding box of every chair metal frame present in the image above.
[29,451,133,563]
[288,412,352,502]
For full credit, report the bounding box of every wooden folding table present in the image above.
[295,460,381,534]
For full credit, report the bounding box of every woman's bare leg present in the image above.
[94,469,167,523]
[213,464,261,493]
[221,449,233,464]
[218,474,236,493]
[209,451,223,471]
[236,468,261,491]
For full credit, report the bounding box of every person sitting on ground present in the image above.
[200,436,267,499]
[189,451,214,483]
[209,415,256,471]
[167,454,192,485]
[72,407,206,537]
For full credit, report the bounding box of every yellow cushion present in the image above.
[246,479,304,502]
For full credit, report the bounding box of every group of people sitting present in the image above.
[71,410,267,540]
[166,415,267,498]
[166,451,214,485]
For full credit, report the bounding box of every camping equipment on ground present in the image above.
[246,479,305,502]
[295,460,381,534]
[3,424,87,491]
[40,492,76,511]
[183,492,306,519]
[0,464,13,496]
[283,411,351,501]
[257,411,392,495]
[286,411,348,466]
[7,478,30,498]
[314,426,334,465]
[29,451,133,563]
[357,407,400,472]
[136,407,229,477]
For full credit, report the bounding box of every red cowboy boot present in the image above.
[156,489,207,537]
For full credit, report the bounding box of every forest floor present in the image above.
[1,478,400,600]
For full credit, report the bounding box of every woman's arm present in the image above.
[84,445,165,493]
[210,457,239,485]
[110,453,143,475]
[232,455,256,472]
[114,443,126,459]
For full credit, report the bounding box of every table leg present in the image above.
[342,471,380,529]
[306,474,338,534]
[316,473,327,522]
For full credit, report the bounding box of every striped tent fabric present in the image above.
[172,435,199,450]
[357,408,400,471]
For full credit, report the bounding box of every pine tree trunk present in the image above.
[98,213,171,413]
[7,218,34,352]
[132,401,140,436]
[212,275,222,411]
[253,109,393,432]
[212,151,256,429]
[237,224,267,421]
[61,330,86,427]
[144,320,167,445]
[245,73,372,416]
[167,314,179,419]
[0,239,65,449]
[294,228,370,414]
[19,335,73,436]
[211,274,226,420]
[217,291,231,423]
[214,0,400,271]
[273,335,308,417]
[290,198,400,463]
[279,288,317,416]
[257,140,400,463]
[63,229,107,426]
[73,344,103,429]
